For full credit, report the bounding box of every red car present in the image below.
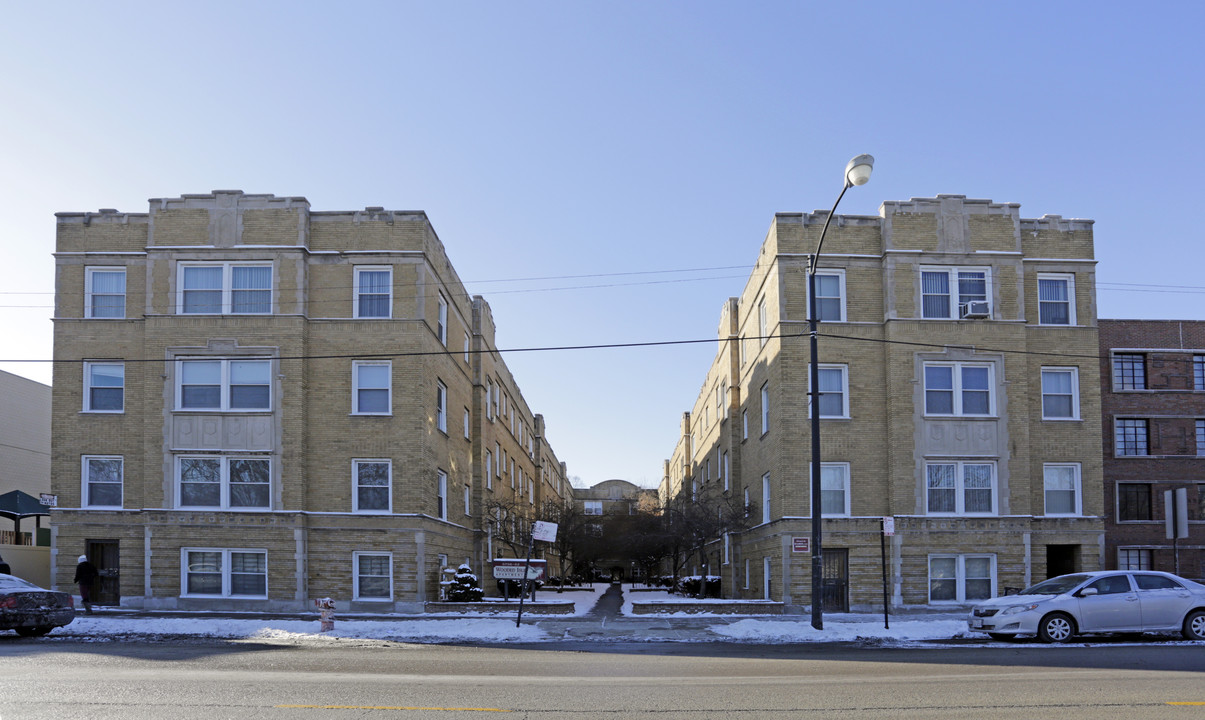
[0,574,75,637]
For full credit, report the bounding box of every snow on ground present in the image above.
[710,618,970,644]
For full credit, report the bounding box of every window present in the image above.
[353,460,391,513]
[742,410,749,440]
[1114,418,1148,456]
[1134,573,1183,591]
[1043,464,1081,516]
[811,270,845,322]
[1197,420,1204,456]
[921,267,989,319]
[926,462,996,515]
[1041,368,1079,420]
[809,364,849,418]
[177,456,270,509]
[1118,483,1152,521]
[485,450,493,490]
[929,555,994,602]
[1037,274,1075,325]
[584,500,603,515]
[1195,356,1205,391]
[437,470,448,520]
[759,297,770,346]
[437,294,448,345]
[352,361,390,414]
[183,549,267,598]
[354,553,392,601]
[464,484,471,516]
[178,359,271,411]
[1113,354,1146,390]
[464,333,471,363]
[178,263,271,315]
[924,363,992,416]
[1118,549,1152,571]
[762,473,771,524]
[814,463,850,516]
[436,381,447,433]
[83,456,122,508]
[760,383,769,435]
[84,362,124,412]
[495,442,502,479]
[463,408,471,439]
[354,266,392,318]
[85,267,126,318]
[485,380,495,420]
[722,451,730,492]
[723,533,731,565]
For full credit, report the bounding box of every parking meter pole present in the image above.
[515,534,535,628]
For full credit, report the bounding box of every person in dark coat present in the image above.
[73,554,99,614]
[0,554,11,575]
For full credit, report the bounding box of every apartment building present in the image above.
[50,190,568,611]
[666,195,1104,610]
[1100,320,1205,580]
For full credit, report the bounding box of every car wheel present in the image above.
[15,626,52,637]
[1037,613,1076,643]
[1183,610,1205,641]
[987,633,1018,642]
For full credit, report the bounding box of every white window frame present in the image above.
[353,266,392,319]
[437,469,448,521]
[82,455,123,509]
[742,410,748,440]
[722,451,730,492]
[353,552,393,601]
[811,462,851,517]
[761,473,771,524]
[353,459,392,514]
[181,548,268,599]
[810,269,846,323]
[1037,273,1075,326]
[463,408,471,439]
[84,361,125,413]
[808,364,850,419]
[925,461,997,516]
[920,266,991,320]
[176,358,272,412]
[928,554,995,603]
[436,380,447,433]
[177,262,272,315]
[758,297,768,346]
[176,455,272,510]
[85,267,126,319]
[923,362,994,417]
[1040,367,1080,420]
[352,360,391,415]
[464,484,472,516]
[584,500,603,516]
[760,383,769,435]
[464,333,471,363]
[485,450,494,490]
[1043,463,1082,517]
[437,293,448,346]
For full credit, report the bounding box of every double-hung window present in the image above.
[83,456,123,508]
[1040,367,1079,420]
[1194,356,1205,391]
[1037,273,1075,325]
[1118,483,1152,521]
[809,364,849,418]
[921,267,989,319]
[1113,353,1146,390]
[436,470,448,521]
[584,500,602,515]
[924,363,992,416]
[929,554,993,602]
[761,473,771,524]
[814,462,850,517]
[926,462,996,515]
[183,548,267,598]
[1043,463,1082,516]
[437,294,448,345]
[811,270,845,322]
[354,553,392,601]
[85,267,126,318]
[1118,548,1152,571]
[760,383,769,434]
[179,263,271,314]
[178,359,271,411]
[177,456,270,509]
[1196,420,1205,456]
[352,361,390,414]
[758,298,768,346]
[84,362,124,412]
[353,460,391,513]
[354,266,392,318]
[1114,418,1148,456]
[436,381,447,433]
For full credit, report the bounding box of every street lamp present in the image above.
[809,154,874,630]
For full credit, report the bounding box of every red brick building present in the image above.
[1100,320,1205,580]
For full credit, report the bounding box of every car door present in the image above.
[1076,574,1141,632]
[1133,573,1194,631]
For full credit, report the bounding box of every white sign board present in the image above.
[39,493,58,507]
[531,520,558,543]
[882,517,895,536]
[493,565,542,580]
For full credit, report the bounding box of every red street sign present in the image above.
[792,537,810,553]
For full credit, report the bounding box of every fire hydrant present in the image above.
[315,597,335,631]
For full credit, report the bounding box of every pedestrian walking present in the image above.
[73,554,98,614]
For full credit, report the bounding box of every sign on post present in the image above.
[792,537,810,553]
[39,493,57,507]
[1165,488,1189,540]
[882,517,895,536]
[492,558,546,581]
[531,521,558,543]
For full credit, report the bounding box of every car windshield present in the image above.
[0,575,43,591]
[1019,574,1091,596]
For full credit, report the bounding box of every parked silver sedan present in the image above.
[968,571,1205,643]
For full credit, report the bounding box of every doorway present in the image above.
[1046,544,1080,579]
[86,540,120,606]
[822,548,850,612]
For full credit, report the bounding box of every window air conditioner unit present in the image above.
[959,301,991,319]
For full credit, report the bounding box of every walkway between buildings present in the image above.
[584,583,623,620]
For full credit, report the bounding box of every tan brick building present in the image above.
[50,190,569,611]
[664,195,1104,611]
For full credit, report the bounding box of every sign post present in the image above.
[516,521,558,627]
[1165,488,1189,575]
[881,517,894,630]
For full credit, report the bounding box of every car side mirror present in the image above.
[1078,587,1098,597]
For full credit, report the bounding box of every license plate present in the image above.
[971,618,984,629]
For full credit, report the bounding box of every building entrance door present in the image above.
[1046,544,1080,579]
[822,548,849,612]
[86,540,120,606]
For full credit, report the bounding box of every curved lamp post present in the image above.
[809,154,874,630]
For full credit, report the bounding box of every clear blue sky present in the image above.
[2,2,1201,488]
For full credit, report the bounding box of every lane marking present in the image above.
[1168,702,1205,706]
[277,705,509,712]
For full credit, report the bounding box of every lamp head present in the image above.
[844,154,874,187]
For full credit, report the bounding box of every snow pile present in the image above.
[710,618,970,643]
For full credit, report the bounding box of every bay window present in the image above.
[926,461,996,515]
[177,456,270,509]
[178,359,271,411]
[924,363,992,416]
[178,262,271,315]
[921,267,989,319]
[929,554,994,602]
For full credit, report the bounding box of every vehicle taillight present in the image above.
[0,596,16,609]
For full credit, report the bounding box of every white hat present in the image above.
[78,555,88,563]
